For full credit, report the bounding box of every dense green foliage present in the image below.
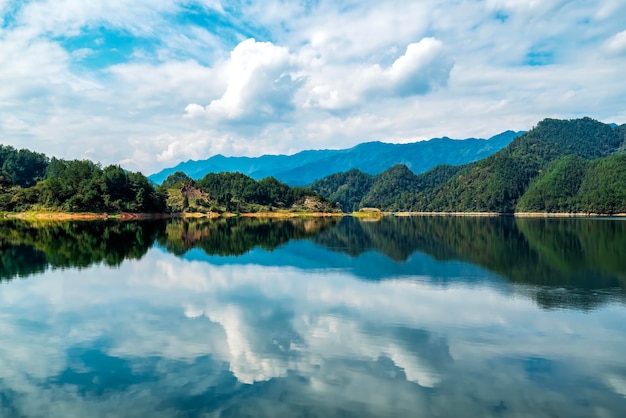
[312,118,626,214]
[179,171,337,213]
[359,165,421,210]
[578,154,626,214]
[0,146,165,213]
[310,164,465,212]
[0,145,49,187]
[309,169,374,212]
[160,171,194,189]
[516,155,590,212]
[410,117,624,212]
[4,117,624,214]
[149,131,521,185]
[517,153,626,213]
[0,143,334,214]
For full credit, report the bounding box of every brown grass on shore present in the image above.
[4,212,178,221]
[240,211,344,218]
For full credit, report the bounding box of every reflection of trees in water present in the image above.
[158,217,341,257]
[0,244,48,280]
[312,216,626,309]
[315,216,626,287]
[0,220,164,281]
[0,217,342,280]
[2,216,625,309]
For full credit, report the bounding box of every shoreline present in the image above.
[0,211,345,221]
[2,211,625,221]
[394,211,626,218]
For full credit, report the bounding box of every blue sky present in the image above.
[1,0,625,174]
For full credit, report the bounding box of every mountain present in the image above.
[312,117,626,213]
[148,131,523,186]
[410,117,625,213]
[517,153,626,214]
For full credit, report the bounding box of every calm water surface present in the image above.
[0,216,625,417]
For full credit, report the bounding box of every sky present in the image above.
[1,0,625,174]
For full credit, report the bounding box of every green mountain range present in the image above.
[311,117,626,213]
[3,117,625,215]
[148,131,522,186]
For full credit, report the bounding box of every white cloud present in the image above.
[124,129,244,170]
[0,0,625,174]
[185,38,301,122]
[12,0,181,38]
[605,30,626,55]
[304,38,452,111]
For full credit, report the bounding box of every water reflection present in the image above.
[1,217,626,416]
[0,220,162,280]
[1,249,625,417]
[2,216,624,310]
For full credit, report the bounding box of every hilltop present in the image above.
[0,146,337,216]
[148,131,522,186]
[311,117,626,214]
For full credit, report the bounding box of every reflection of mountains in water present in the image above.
[167,216,626,310]
[313,216,626,310]
[158,217,340,256]
[0,218,340,281]
[1,216,625,310]
[315,216,626,288]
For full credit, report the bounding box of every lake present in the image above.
[1,216,625,417]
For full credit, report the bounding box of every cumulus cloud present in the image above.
[380,38,452,96]
[185,38,302,123]
[0,0,625,174]
[305,38,452,110]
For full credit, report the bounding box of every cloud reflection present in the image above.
[0,248,625,416]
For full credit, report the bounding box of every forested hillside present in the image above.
[517,154,626,214]
[409,117,624,212]
[159,171,338,214]
[308,169,375,212]
[0,145,164,213]
[310,164,466,212]
[3,117,623,215]
[0,145,335,214]
[311,118,626,214]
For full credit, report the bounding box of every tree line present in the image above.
[159,171,337,213]
[0,145,165,212]
[311,118,626,214]
[0,144,336,214]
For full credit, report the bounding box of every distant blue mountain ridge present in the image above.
[149,130,524,186]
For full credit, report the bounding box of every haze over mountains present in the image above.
[148,131,523,186]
